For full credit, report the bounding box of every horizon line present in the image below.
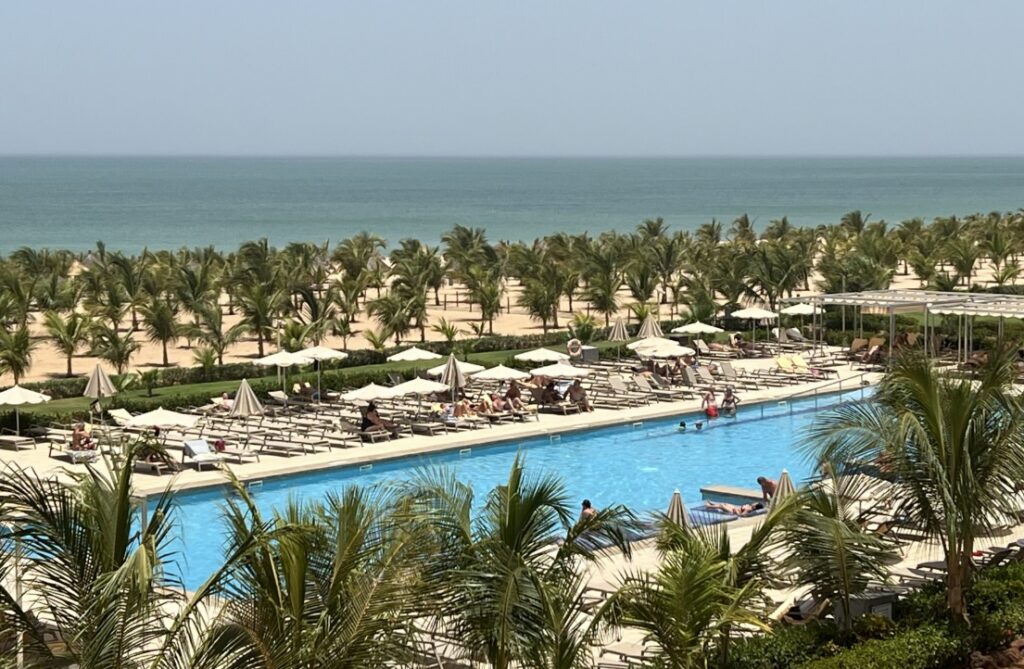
[2,152,1024,160]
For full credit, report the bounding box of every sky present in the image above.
[2,1,1022,157]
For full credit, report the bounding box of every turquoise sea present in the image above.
[1,156,1022,254]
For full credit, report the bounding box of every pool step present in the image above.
[700,484,762,505]
[246,480,263,493]
[359,464,373,472]
[459,448,472,457]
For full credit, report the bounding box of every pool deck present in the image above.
[0,356,881,497]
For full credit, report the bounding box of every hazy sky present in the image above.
[2,1,1022,156]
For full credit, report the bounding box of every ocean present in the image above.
[1,156,1022,254]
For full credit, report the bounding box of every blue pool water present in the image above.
[162,388,869,588]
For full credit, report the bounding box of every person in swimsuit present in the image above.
[702,389,719,418]
[706,501,764,516]
[757,476,777,501]
[721,387,739,416]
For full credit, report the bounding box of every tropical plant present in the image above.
[43,310,93,377]
[192,304,243,366]
[235,284,285,357]
[363,329,389,351]
[0,326,37,384]
[138,369,161,397]
[806,350,1024,620]
[90,323,141,374]
[568,312,598,344]
[431,316,463,348]
[140,298,180,366]
[192,345,218,380]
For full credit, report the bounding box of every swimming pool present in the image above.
[162,387,869,588]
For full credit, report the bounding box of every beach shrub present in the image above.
[795,625,963,669]
[722,622,841,669]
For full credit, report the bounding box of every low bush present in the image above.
[795,625,963,669]
[723,622,841,669]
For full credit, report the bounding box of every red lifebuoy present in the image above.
[566,338,583,357]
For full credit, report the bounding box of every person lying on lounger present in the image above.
[705,501,765,516]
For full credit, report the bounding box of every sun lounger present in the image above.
[0,434,36,451]
[606,376,652,405]
[633,374,688,400]
[182,439,227,470]
[339,419,392,443]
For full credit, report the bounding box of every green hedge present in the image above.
[795,626,963,669]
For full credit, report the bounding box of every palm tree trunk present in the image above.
[67,354,73,377]
[163,341,169,366]
[257,333,265,357]
[946,552,968,620]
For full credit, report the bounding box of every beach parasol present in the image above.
[389,377,450,396]
[731,306,778,346]
[229,379,264,418]
[83,363,117,423]
[254,350,314,392]
[637,313,664,339]
[665,489,690,528]
[438,354,467,401]
[0,386,51,435]
[386,346,442,362]
[296,345,348,401]
[626,336,675,351]
[513,348,569,363]
[340,383,398,403]
[780,303,821,316]
[608,316,630,359]
[471,364,531,382]
[643,344,697,358]
[671,321,723,335]
[427,358,485,377]
[126,407,199,430]
[769,469,796,511]
[529,362,591,378]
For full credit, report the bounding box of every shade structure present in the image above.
[83,364,116,399]
[389,377,450,397]
[438,354,467,401]
[643,344,697,358]
[731,307,778,320]
[254,351,314,367]
[427,359,485,377]
[780,303,822,316]
[340,383,398,403]
[0,385,51,435]
[607,316,629,342]
[471,364,531,381]
[295,346,348,401]
[665,489,690,528]
[671,321,724,335]
[126,407,199,429]
[626,336,675,351]
[637,313,664,339]
[513,348,569,363]
[770,469,796,511]
[229,379,264,418]
[386,346,442,362]
[254,351,314,392]
[529,362,591,378]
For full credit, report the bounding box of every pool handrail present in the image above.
[760,371,875,418]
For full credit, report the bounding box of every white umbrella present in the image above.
[229,379,264,418]
[0,386,51,435]
[472,364,531,381]
[254,350,314,367]
[439,354,467,401]
[665,489,690,528]
[126,407,199,429]
[671,321,723,335]
[340,383,398,403]
[731,307,778,346]
[389,377,450,397]
[637,313,664,339]
[514,348,569,363]
[529,363,591,378]
[643,344,697,358]
[780,303,822,316]
[83,364,117,399]
[769,470,796,512]
[427,359,485,377]
[296,346,348,401]
[607,317,629,342]
[387,346,443,362]
[626,336,675,351]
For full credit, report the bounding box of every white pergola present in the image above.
[785,290,1024,361]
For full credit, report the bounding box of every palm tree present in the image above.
[192,304,243,366]
[107,252,151,331]
[363,329,389,351]
[205,480,430,668]
[518,278,561,333]
[0,441,234,668]
[235,284,285,357]
[43,310,92,377]
[91,323,141,374]
[782,466,896,630]
[806,350,1024,620]
[0,326,36,383]
[410,456,638,669]
[140,298,180,366]
[431,317,462,348]
[367,294,412,344]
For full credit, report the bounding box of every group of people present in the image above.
[703,475,777,517]
[539,379,592,412]
[700,386,740,419]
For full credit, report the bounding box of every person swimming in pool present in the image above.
[705,501,764,516]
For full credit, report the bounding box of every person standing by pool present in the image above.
[579,499,597,521]
[757,476,777,501]
[702,388,719,418]
[721,387,740,417]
